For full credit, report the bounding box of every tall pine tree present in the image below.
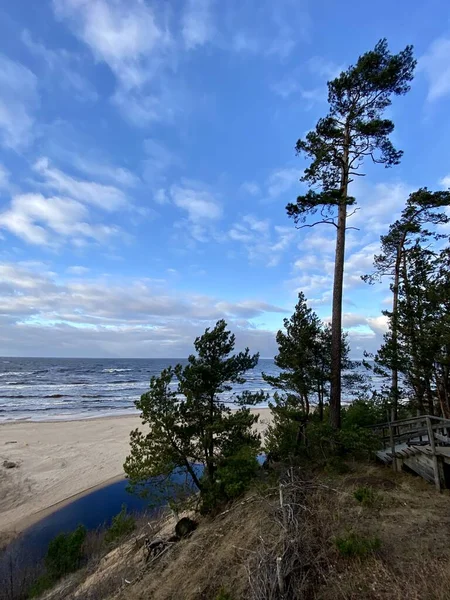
[287,40,416,428]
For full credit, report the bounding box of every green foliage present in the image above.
[217,444,259,499]
[323,456,351,475]
[29,525,86,596]
[263,293,325,419]
[200,443,259,513]
[363,189,450,418]
[44,525,86,579]
[342,397,389,428]
[104,505,135,545]
[28,573,55,598]
[124,320,264,510]
[264,394,305,460]
[266,410,379,465]
[264,295,367,459]
[335,532,381,558]
[338,426,380,459]
[286,39,415,429]
[354,486,382,508]
[215,588,234,600]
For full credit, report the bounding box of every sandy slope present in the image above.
[0,408,272,544]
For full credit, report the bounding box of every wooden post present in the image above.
[276,556,285,597]
[279,483,287,529]
[426,416,441,492]
[389,423,397,472]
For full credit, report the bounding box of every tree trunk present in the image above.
[330,200,347,429]
[317,383,323,421]
[390,237,405,420]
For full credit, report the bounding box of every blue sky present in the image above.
[0,0,449,358]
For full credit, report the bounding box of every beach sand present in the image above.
[0,408,272,546]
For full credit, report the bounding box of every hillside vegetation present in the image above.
[37,461,450,600]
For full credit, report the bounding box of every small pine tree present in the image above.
[264,293,364,459]
[124,320,266,509]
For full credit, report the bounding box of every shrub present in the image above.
[104,505,136,544]
[28,573,55,598]
[338,425,380,459]
[335,531,381,558]
[45,525,86,579]
[28,525,86,597]
[215,588,234,600]
[324,456,351,475]
[200,445,259,513]
[353,486,382,507]
[341,398,386,428]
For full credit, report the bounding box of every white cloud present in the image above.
[182,0,214,49]
[0,262,286,357]
[66,265,90,275]
[69,156,139,188]
[53,0,165,88]
[0,164,10,189]
[0,54,38,149]
[0,193,118,247]
[111,86,177,126]
[367,315,389,336]
[440,174,450,188]
[420,37,450,102]
[271,57,341,101]
[171,182,222,222]
[21,29,98,102]
[53,0,174,124]
[241,181,260,196]
[34,158,127,212]
[266,167,299,200]
[348,181,411,234]
[307,56,343,80]
[154,188,169,205]
[229,215,295,267]
[143,139,180,181]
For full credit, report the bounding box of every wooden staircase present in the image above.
[372,415,450,491]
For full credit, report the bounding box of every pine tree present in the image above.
[124,320,266,508]
[263,293,364,457]
[286,40,416,428]
[363,189,450,418]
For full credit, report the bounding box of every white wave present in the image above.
[102,368,133,373]
[0,371,34,377]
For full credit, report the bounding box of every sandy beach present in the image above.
[0,408,272,546]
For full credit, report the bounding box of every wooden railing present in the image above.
[371,415,450,490]
[372,415,450,451]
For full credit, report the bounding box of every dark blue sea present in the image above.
[0,358,279,422]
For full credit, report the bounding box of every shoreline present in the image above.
[0,408,272,547]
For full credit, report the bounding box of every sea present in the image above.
[0,357,383,422]
[0,357,280,422]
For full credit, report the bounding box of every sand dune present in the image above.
[0,408,272,546]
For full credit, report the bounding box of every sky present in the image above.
[0,0,449,359]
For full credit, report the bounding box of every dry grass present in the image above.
[35,462,450,599]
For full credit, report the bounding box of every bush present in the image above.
[104,505,136,544]
[45,525,86,579]
[341,398,386,428]
[28,573,55,598]
[353,486,382,507]
[324,456,351,475]
[335,531,381,558]
[338,425,380,459]
[28,525,86,597]
[200,445,259,513]
[215,588,234,600]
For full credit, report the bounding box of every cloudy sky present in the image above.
[0,0,449,358]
